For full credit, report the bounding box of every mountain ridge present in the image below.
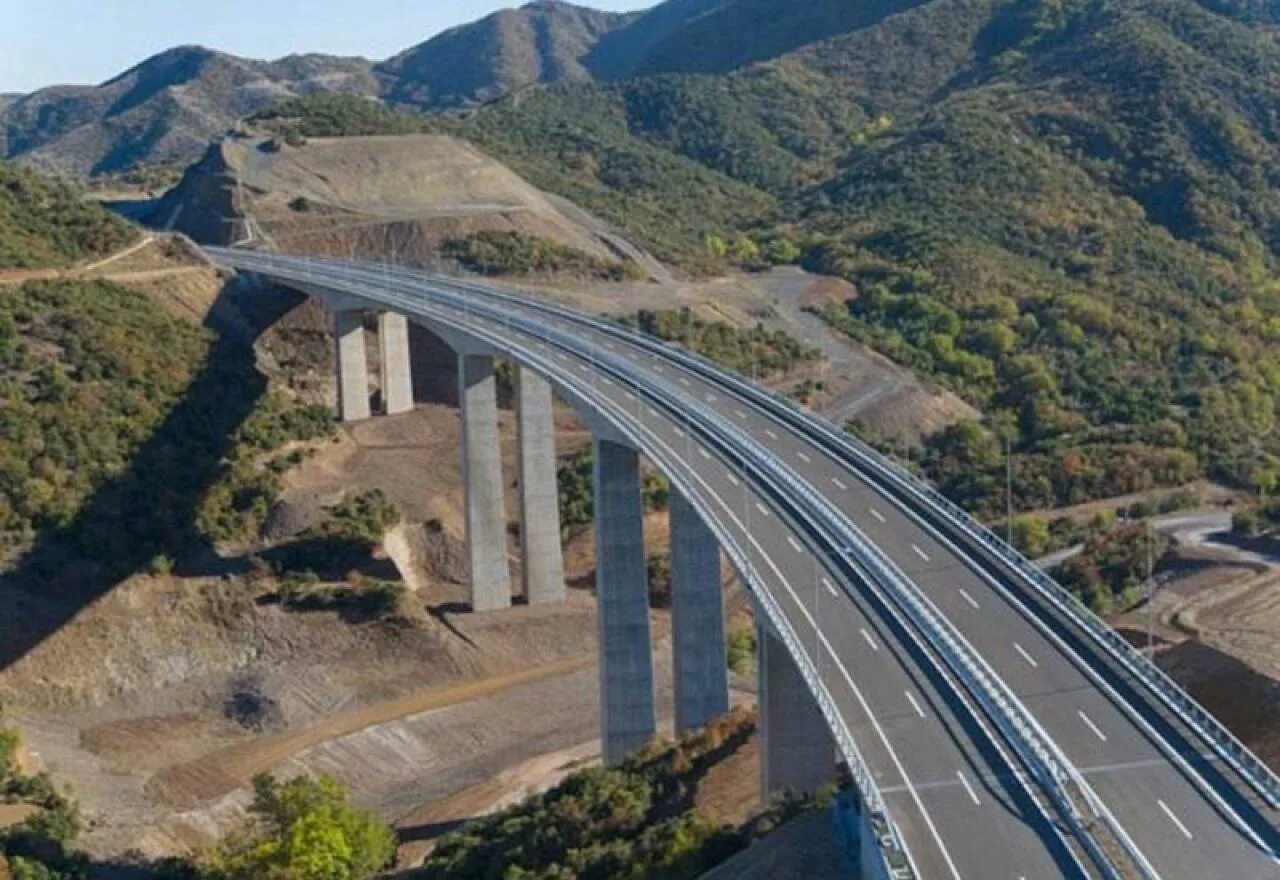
[1,0,893,176]
[378,0,640,108]
[1,45,377,176]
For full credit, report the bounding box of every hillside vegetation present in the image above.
[440,0,1280,515]
[415,708,815,880]
[0,163,136,268]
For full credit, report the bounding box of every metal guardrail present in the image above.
[339,256,1280,814]
[215,251,1150,877]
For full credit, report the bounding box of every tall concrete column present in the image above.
[333,310,370,423]
[460,353,511,611]
[378,312,414,415]
[759,624,835,798]
[594,438,656,765]
[671,490,729,733]
[517,367,565,605]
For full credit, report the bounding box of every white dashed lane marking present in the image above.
[755,503,770,518]
[958,589,980,609]
[869,507,886,523]
[823,578,839,597]
[956,771,981,806]
[1014,643,1038,668]
[788,536,805,553]
[796,451,811,463]
[832,477,848,490]
[860,628,879,652]
[904,691,926,719]
[911,544,930,562]
[1158,800,1193,839]
[1078,711,1108,743]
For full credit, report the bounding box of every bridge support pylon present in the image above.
[594,438,656,765]
[759,623,836,798]
[378,312,415,415]
[670,489,729,734]
[459,353,512,611]
[333,310,371,423]
[516,367,566,605]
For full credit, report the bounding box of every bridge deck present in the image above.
[213,249,1280,880]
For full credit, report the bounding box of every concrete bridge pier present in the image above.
[378,312,415,415]
[333,310,371,423]
[459,352,513,611]
[516,367,566,605]
[594,437,656,765]
[670,490,729,734]
[759,623,836,798]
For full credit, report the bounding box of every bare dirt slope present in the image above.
[1112,545,1280,770]
[156,134,624,262]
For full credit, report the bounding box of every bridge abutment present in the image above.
[333,310,371,422]
[459,353,513,611]
[759,624,836,797]
[516,367,566,605]
[670,489,729,734]
[378,312,415,415]
[594,438,656,765]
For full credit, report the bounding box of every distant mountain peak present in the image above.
[376,0,638,108]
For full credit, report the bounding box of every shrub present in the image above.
[726,629,756,675]
[209,774,395,880]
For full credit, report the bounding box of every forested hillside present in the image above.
[436,0,1280,514]
[0,163,136,268]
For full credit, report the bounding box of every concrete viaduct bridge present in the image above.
[208,247,1280,880]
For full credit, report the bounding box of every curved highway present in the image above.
[208,247,1280,880]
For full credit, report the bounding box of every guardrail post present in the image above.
[333,310,371,422]
[516,367,565,605]
[670,489,729,734]
[594,438,656,765]
[759,623,836,798]
[377,311,415,415]
[459,353,512,611]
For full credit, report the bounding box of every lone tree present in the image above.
[210,774,395,880]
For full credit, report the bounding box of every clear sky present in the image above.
[0,0,653,93]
